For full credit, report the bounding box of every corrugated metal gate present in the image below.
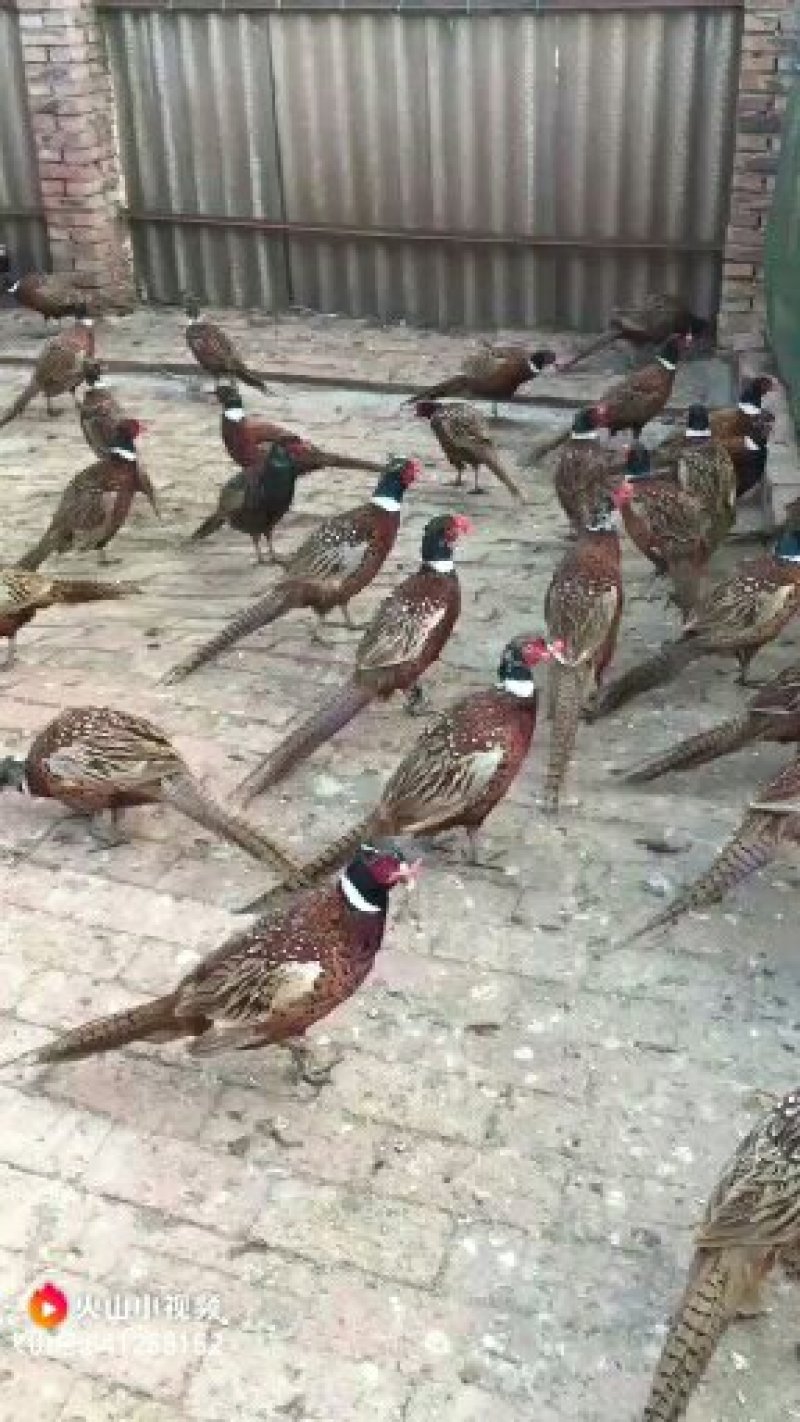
[0,4,49,271]
[101,0,742,330]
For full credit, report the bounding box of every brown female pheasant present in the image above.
[16,419,159,570]
[236,513,472,804]
[642,1087,800,1422]
[0,705,299,871]
[618,661,800,783]
[164,457,421,682]
[559,293,709,372]
[0,569,139,667]
[587,527,800,717]
[542,493,628,812]
[618,443,715,618]
[554,408,620,534]
[184,300,266,390]
[0,306,94,426]
[10,843,417,1068]
[242,634,556,913]
[5,272,83,323]
[413,400,525,499]
[215,384,382,475]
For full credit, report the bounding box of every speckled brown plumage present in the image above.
[651,377,775,494]
[16,420,159,570]
[559,294,709,372]
[628,752,800,941]
[619,661,800,782]
[411,346,557,413]
[236,514,471,803]
[0,705,298,873]
[79,361,129,455]
[542,498,625,811]
[587,530,800,717]
[6,272,83,323]
[0,313,94,427]
[415,399,526,499]
[642,1087,800,1421]
[0,569,139,666]
[18,844,416,1066]
[184,301,266,390]
[553,409,621,533]
[165,457,421,683]
[245,636,554,905]
[619,443,715,618]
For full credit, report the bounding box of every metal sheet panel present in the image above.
[104,7,290,306]
[0,9,48,271]
[104,5,741,330]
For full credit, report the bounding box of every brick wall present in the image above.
[718,0,800,351]
[15,0,134,308]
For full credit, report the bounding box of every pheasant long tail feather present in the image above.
[643,1252,737,1422]
[15,527,58,572]
[0,377,38,430]
[237,811,381,915]
[34,992,185,1065]
[626,812,782,943]
[406,374,466,404]
[318,452,384,474]
[523,425,572,468]
[556,332,616,374]
[620,713,754,783]
[542,662,585,812]
[157,773,301,874]
[238,365,267,393]
[189,510,226,542]
[482,451,526,502]
[52,577,141,604]
[585,641,697,720]
[163,585,296,683]
[238,680,374,804]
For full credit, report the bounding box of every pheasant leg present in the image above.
[89,808,127,848]
[285,1040,345,1089]
[2,636,16,669]
[404,684,431,717]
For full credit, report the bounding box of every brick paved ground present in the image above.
[0,306,798,1421]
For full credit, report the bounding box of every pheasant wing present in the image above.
[43,716,183,795]
[382,714,505,829]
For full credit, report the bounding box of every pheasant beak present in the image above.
[548,638,571,665]
[395,857,423,887]
[451,515,474,539]
[404,459,424,485]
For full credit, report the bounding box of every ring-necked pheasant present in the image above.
[542,493,628,812]
[664,404,737,550]
[0,306,94,427]
[413,400,525,500]
[586,528,800,717]
[241,634,557,913]
[0,569,139,668]
[215,383,382,476]
[184,300,266,391]
[190,439,314,566]
[236,513,472,804]
[529,336,691,464]
[79,360,129,455]
[617,661,800,783]
[5,272,83,324]
[16,419,160,570]
[164,456,421,683]
[558,294,709,372]
[651,376,775,482]
[554,408,620,534]
[410,346,557,417]
[641,1087,800,1422]
[616,443,713,618]
[0,706,299,871]
[8,842,418,1069]
[626,752,800,941]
